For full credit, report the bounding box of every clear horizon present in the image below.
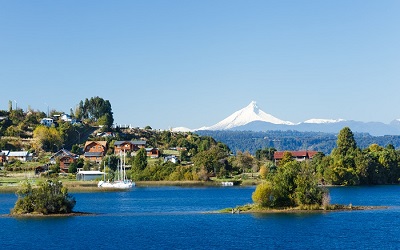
[1,1,399,129]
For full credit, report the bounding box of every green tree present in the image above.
[102,155,120,172]
[252,181,274,207]
[272,161,301,207]
[68,162,78,174]
[255,147,276,161]
[329,127,360,185]
[333,127,357,157]
[259,165,268,179]
[294,163,326,206]
[279,151,294,166]
[235,151,255,174]
[12,179,76,215]
[133,148,148,171]
[71,144,81,154]
[192,146,227,174]
[33,126,63,152]
[76,96,114,127]
[252,161,326,208]
[83,160,91,171]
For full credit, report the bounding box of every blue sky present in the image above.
[1,1,399,129]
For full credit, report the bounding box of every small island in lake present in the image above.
[10,179,78,216]
[221,149,387,214]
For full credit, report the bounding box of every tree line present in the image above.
[197,130,400,155]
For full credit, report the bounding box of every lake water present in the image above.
[1,185,400,249]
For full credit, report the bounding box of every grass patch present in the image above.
[162,150,180,156]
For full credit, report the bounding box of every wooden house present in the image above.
[49,149,78,173]
[83,141,108,163]
[114,140,146,155]
[146,148,160,158]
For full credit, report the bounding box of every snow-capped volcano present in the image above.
[170,101,400,136]
[199,101,294,130]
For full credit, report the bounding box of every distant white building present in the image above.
[76,170,105,181]
[6,151,33,162]
[61,114,72,122]
[60,114,82,125]
[40,118,54,127]
[164,155,179,164]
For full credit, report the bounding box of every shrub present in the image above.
[252,181,274,207]
[11,179,76,215]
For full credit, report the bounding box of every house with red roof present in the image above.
[273,150,319,165]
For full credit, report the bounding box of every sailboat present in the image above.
[98,151,135,189]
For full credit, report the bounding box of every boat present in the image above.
[221,181,234,186]
[98,151,135,189]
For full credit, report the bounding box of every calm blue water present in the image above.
[1,185,400,249]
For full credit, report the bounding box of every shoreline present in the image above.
[218,205,389,214]
[0,180,256,193]
[7,211,95,218]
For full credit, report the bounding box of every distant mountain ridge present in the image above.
[188,101,400,136]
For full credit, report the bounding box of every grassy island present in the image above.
[10,179,76,216]
[219,203,387,214]
[219,149,388,214]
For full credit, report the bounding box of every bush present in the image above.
[12,179,76,215]
[252,181,274,207]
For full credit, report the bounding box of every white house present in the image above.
[76,170,105,181]
[61,114,72,122]
[40,118,54,127]
[6,151,33,162]
[164,155,179,164]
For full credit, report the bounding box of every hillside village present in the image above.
[2,97,400,187]
[0,97,322,185]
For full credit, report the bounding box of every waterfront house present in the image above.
[273,150,318,165]
[83,141,108,163]
[49,149,78,173]
[76,169,105,181]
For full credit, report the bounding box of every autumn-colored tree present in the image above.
[33,126,63,152]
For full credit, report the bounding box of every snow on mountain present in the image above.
[170,127,193,132]
[303,118,346,124]
[198,101,294,130]
[172,101,400,136]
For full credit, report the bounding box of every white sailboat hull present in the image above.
[98,180,135,189]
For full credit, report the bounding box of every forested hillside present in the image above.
[196,130,400,155]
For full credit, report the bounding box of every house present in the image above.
[6,151,33,162]
[114,140,146,155]
[61,114,72,122]
[76,170,105,181]
[164,155,179,164]
[96,132,115,138]
[35,164,50,175]
[49,149,78,173]
[83,141,108,163]
[40,118,54,127]
[273,150,318,165]
[146,148,160,158]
